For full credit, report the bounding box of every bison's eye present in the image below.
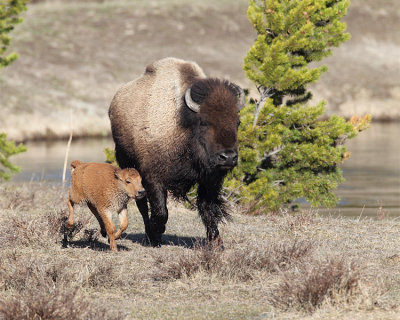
[200,119,209,127]
[126,180,131,184]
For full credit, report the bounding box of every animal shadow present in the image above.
[62,228,129,252]
[124,233,206,249]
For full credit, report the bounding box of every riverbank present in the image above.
[0,182,400,319]
[10,122,400,218]
[0,0,399,141]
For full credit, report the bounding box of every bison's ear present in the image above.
[229,83,245,112]
[184,86,200,113]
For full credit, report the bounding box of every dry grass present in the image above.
[0,286,124,320]
[0,182,399,319]
[154,239,313,281]
[272,257,362,312]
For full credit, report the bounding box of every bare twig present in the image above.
[253,86,275,127]
[263,146,283,159]
[62,111,73,187]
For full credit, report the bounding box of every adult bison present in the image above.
[109,57,244,247]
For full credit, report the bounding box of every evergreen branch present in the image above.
[334,134,348,147]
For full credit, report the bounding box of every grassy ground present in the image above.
[1,182,400,319]
[0,0,399,141]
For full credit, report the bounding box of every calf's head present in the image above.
[184,79,245,171]
[115,168,146,199]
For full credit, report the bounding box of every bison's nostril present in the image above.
[138,189,146,197]
[218,153,228,161]
[217,150,238,166]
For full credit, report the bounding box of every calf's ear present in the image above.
[114,169,123,181]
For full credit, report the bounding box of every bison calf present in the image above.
[66,160,145,252]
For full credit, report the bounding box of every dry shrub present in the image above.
[271,257,361,312]
[0,286,124,320]
[0,185,36,210]
[0,213,62,248]
[225,239,314,281]
[0,251,78,292]
[154,243,223,281]
[0,184,66,212]
[285,210,315,231]
[0,209,92,249]
[0,251,126,319]
[154,239,313,281]
[0,249,139,295]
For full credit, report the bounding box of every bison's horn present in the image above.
[230,84,246,112]
[185,86,200,113]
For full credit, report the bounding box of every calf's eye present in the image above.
[126,180,131,184]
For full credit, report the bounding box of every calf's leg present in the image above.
[88,203,107,237]
[99,209,117,252]
[66,198,75,229]
[115,206,128,240]
[63,197,75,247]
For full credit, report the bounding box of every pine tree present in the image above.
[225,0,370,212]
[0,133,26,180]
[0,0,28,181]
[0,0,27,70]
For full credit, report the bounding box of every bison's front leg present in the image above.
[144,183,168,247]
[197,183,227,249]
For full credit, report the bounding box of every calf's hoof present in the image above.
[62,239,69,248]
[62,233,69,248]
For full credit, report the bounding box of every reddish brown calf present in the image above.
[66,160,145,252]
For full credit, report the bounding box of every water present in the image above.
[10,123,400,217]
[11,138,113,184]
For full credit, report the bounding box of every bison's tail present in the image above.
[70,160,83,171]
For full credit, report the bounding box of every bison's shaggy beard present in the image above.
[163,140,231,228]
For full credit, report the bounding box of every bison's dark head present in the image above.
[183,78,245,172]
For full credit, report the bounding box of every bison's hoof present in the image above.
[149,238,162,248]
[146,234,162,248]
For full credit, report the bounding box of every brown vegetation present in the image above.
[0,182,399,319]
